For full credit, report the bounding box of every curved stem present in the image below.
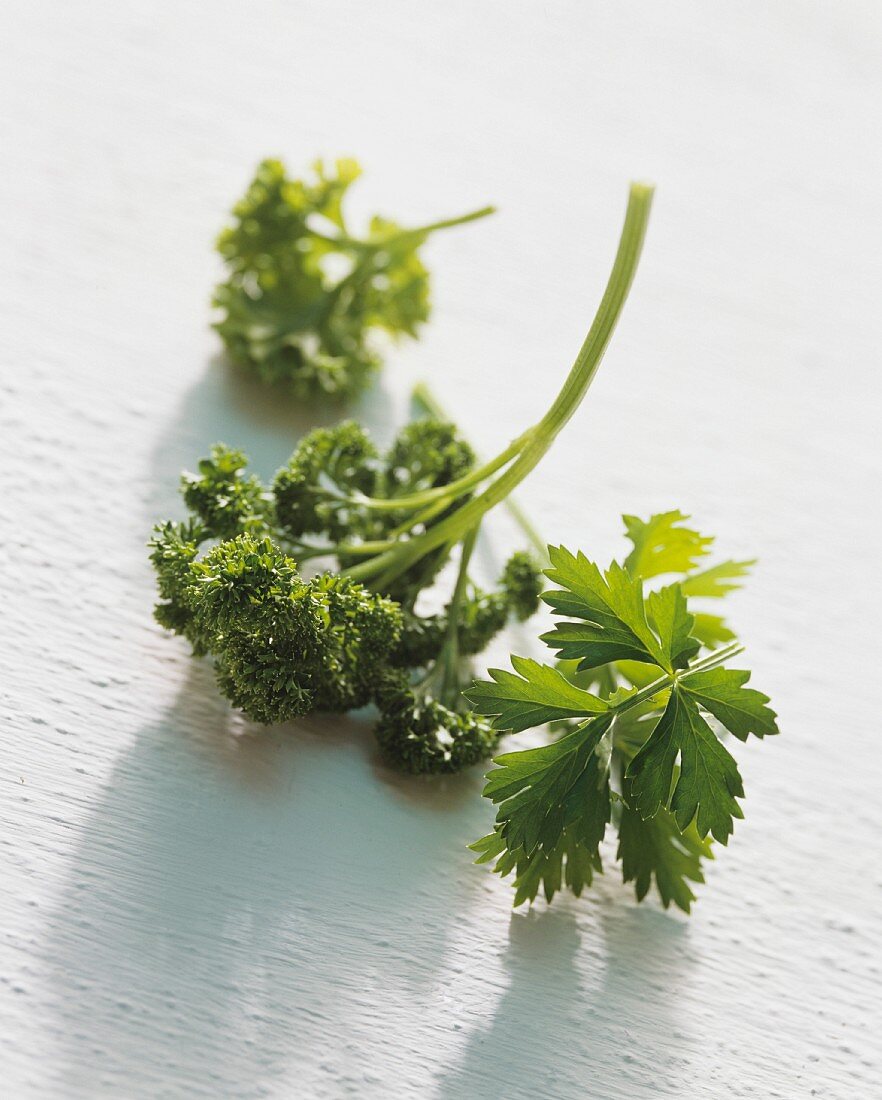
[345,181,654,586]
[413,382,547,557]
[388,493,456,538]
[294,537,399,561]
[348,433,528,513]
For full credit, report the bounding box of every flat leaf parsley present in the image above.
[468,513,777,910]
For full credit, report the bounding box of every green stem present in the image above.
[348,433,528,513]
[295,537,399,560]
[388,493,456,538]
[316,205,496,325]
[503,498,547,560]
[410,380,453,420]
[608,642,746,719]
[405,205,497,238]
[344,181,654,587]
[313,205,496,251]
[412,382,547,558]
[438,526,480,702]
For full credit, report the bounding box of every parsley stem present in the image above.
[406,205,497,236]
[610,642,746,718]
[411,382,548,558]
[347,433,528,512]
[295,538,399,559]
[344,181,654,587]
[311,205,496,251]
[438,526,480,701]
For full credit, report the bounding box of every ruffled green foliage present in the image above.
[181,446,269,539]
[500,550,544,621]
[151,416,543,771]
[150,530,403,724]
[213,157,492,399]
[273,420,380,542]
[373,670,499,775]
[468,512,777,912]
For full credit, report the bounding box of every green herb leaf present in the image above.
[541,550,669,670]
[647,583,701,671]
[680,559,755,598]
[689,611,737,649]
[466,655,608,733]
[680,667,779,741]
[618,780,713,913]
[541,549,698,674]
[623,510,712,578]
[156,182,657,788]
[213,157,494,399]
[484,714,613,858]
[626,686,744,843]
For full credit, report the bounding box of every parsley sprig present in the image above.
[213,157,494,399]
[154,182,656,776]
[468,514,778,910]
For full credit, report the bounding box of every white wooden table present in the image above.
[2,3,880,1096]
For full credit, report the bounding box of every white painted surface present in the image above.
[1,2,881,1097]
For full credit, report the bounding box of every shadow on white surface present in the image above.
[437,899,692,1099]
[42,664,695,1099]
[36,355,699,1097]
[42,663,490,1096]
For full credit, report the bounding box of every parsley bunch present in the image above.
[468,512,778,911]
[153,182,656,773]
[151,420,542,770]
[213,157,494,399]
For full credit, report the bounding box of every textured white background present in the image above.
[2,2,881,1097]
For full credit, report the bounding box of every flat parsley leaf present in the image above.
[472,827,602,906]
[626,686,745,843]
[618,777,713,913]
[681,559,756,598]
[471,530,778,909]
[466,655,608,732]
[623,510,712,578]
[482,713,613,863]
[541,547,698,673]
[680,667,778,741]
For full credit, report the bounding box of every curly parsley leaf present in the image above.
[213,157,493,399]
[157,183,658,782]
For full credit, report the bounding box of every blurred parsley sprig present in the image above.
[213,157,494,399]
